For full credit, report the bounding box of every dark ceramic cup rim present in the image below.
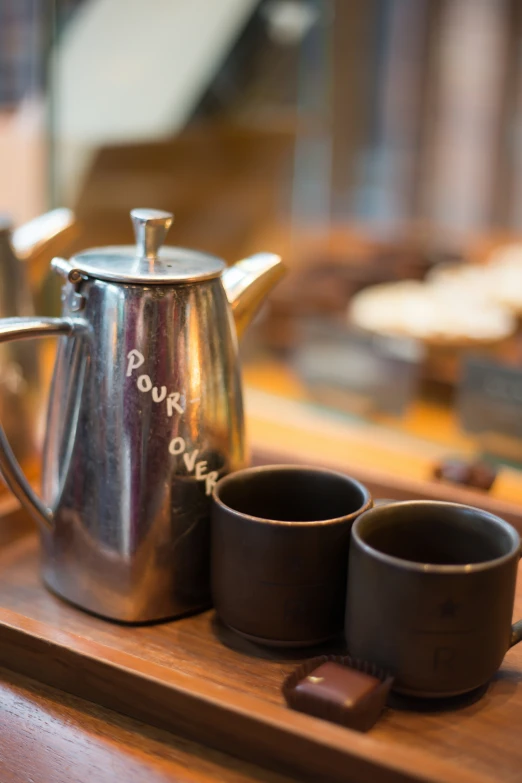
[213,464,372,526]
[352,500,521,574]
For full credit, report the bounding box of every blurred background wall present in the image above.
[1,0,522,240]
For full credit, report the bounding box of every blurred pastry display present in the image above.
[348,279,515,345]
[480,244,522,314]
[257,233,452,355]
[427,242,522,316]
[426,263,494,297]
[248,231,522,412]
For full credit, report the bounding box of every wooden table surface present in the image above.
[2,352,520,783]
[0,501,299,783]
[0,664,300,783]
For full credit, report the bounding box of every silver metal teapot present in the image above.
[0,208,283,622]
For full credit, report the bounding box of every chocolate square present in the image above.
[283,655,393,732]
[295,662,380,708]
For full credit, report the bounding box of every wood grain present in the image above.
[0,519,519,782]
[0,665,297,783]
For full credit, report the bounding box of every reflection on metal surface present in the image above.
[130,208,174,260]
[222,252,284,339]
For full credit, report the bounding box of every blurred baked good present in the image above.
[427,244,522,316]
[348,280,515,345]
[485,243,522,314]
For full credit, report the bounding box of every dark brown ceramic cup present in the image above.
[211,465,372,646]
[345,500,522,697]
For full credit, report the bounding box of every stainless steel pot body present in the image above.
[3,274,244,622]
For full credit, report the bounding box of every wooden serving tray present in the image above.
[0,474,521,783]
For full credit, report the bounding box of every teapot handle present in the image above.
[0,317,77,531]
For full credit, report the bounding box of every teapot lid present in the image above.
[70,209,225,284]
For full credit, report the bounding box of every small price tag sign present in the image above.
[457,357,522,444]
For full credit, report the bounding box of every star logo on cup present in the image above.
[439,598,458,618]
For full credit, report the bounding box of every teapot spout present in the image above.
[222,253,284,340]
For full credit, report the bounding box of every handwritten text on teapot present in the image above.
[126,349,218,495]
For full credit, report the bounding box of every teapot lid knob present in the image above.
[68,207,224,283]
[131,208,174,260]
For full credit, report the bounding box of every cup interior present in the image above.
[355,501,519,566]
[215,466,370,523]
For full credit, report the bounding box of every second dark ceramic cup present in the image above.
[211,465,372,646]
[346,500,522,697]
